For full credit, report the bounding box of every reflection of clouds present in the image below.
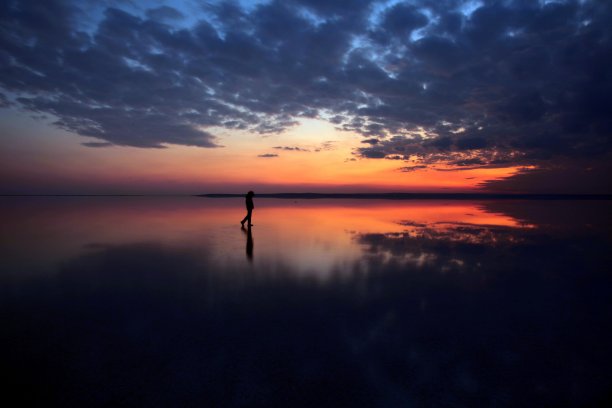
[357,221,537,271]
[420,222,534,244]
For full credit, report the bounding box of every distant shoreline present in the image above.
[0,194,182,197]
[199,193,612,200]
[1,193,611,200]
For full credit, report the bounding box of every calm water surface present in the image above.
[2,197,611,406]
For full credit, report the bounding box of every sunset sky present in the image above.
[1,0,611,194]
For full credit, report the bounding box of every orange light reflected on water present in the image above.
[1,197,533,279]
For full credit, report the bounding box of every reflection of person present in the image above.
[242,224,253,261]
[240,191,255,227]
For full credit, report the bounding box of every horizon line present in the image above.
[200,193,612,200]
[3,192,611,200]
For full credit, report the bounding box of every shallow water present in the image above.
[2,197,612,406]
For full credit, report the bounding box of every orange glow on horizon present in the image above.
[1,115,523,193]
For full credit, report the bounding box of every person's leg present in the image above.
[247,209,253,225]
[241,211,248,225]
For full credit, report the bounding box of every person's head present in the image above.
[247,191,254,196]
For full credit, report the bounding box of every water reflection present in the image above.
[242,224,253,262]
[1,197,611,407]
[0,197,533,278]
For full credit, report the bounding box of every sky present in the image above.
[1,0,611,194]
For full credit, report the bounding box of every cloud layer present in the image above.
[1,0,611,171]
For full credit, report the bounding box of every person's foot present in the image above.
[248,224,254,226]
[240,220,245,226]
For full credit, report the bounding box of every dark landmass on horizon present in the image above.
[1,193,611,200]
[0,194,183,197]
[200,193,612,200]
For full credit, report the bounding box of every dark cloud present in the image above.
[313,140,337,152]
[273,146,310,151]
[257,153,279,158]
[361,149,387,159]
[399,165,427,172]
[81,141,113,148]
[145,6,184,22]
[381,3,428,37]
[0,92,11,108]
[361,138,379,145]
[1,0,611,185]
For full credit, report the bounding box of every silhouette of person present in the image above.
[241,224,253,261]
[240,191,255,227]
